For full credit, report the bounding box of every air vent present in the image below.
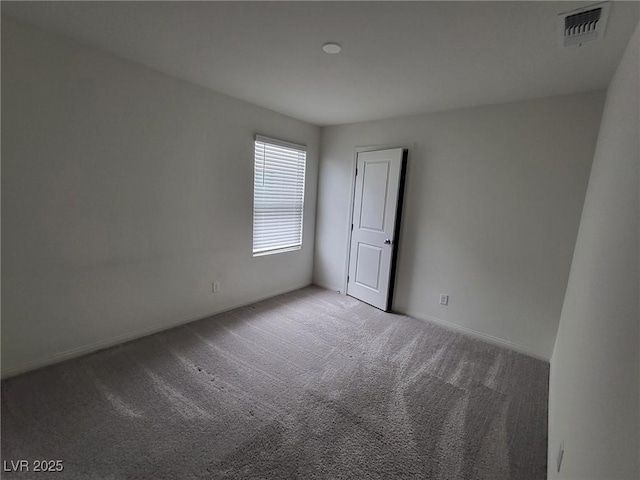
[558,2,611,47]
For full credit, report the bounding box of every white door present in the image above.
[347,148,405,311]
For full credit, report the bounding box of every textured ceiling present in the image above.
[3,1,638,126]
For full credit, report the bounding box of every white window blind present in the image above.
[253,136,306,255]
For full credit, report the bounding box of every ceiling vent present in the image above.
[558,2,611,47]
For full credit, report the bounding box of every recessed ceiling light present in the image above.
[322,42,342,54]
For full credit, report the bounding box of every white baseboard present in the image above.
[312,281,344,294]
[403,309,551,362]
[1,284,308,379]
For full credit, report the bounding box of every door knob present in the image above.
[384,239,392,245]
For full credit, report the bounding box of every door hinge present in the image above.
[347,275,350,283]
[351,223,353,231]
[355,168,358,176]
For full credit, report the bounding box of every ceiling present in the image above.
[3,1,638,126]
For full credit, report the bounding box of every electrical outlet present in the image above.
[439,294,449,306]
[212,282,220,293]
[557,441,564,472]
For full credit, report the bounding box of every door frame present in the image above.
[343,145,410,311]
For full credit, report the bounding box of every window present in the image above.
[253,136,306,256]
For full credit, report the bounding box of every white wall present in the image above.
[547,24,639,480]
[315,92,604,359]
[1,17,320,377]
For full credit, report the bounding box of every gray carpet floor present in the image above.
[1,287,549,479]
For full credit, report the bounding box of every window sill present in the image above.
[253,245,302,257]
